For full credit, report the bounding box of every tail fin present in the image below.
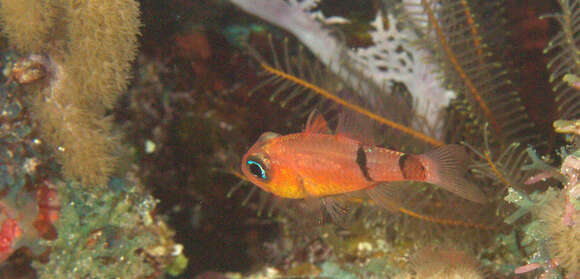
[421,144,486,203]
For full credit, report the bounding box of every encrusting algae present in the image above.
[0,0,140,186]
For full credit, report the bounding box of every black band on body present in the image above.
[399,153,409,179]
[356,145,373,182]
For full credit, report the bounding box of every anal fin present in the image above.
[365,182,405,213]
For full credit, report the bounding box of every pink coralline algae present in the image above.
[0,207,22,262]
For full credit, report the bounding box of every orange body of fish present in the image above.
[241,111,486,210]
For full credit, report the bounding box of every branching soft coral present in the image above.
[0,0,140,186]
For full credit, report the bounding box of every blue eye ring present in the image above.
[246,157,268,180]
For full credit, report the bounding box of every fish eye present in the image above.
[246,156,268,180]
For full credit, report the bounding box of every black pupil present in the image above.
[249,163,263,178]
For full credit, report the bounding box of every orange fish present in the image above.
[241,111,485,218]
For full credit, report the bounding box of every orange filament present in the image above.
[228,168,248,181]
[398,207,498,230]
[260,62,444,147]
[460,0,485,59]
[421,0,501,136]
[483,151,512,188]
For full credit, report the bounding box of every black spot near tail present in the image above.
[399,154,426,180]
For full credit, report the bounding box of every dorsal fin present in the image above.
[304,110,331,134]
[335,111,377,145]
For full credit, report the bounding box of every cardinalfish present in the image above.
[241,111,486,219]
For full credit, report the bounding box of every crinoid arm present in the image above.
[400,0,541,147]
[544,0,580,120]
[246,36,340,120]
[246,35,444,149]
[463,125,539,196]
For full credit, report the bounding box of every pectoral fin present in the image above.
[298,174,350,226]
[320,196,350,226]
